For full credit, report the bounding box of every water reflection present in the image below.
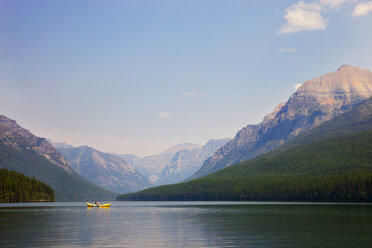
[0,202,371,247]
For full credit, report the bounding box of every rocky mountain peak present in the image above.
[0,115,72,172]
[289,65,372,119]
[337,64,357,71]
[285,65,372,127]
[297,65,372,99]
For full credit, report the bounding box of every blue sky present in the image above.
[1,0,372,156]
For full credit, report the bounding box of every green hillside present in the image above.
[0,143,116,201]
[0,168,54,203]
[118,130,372,202]
[118,99,372,202]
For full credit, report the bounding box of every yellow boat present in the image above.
[86,202,111,208]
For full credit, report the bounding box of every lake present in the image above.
[1,201,371,247]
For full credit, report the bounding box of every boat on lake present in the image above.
[86,202,111,208]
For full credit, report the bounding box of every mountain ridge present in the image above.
[57,145,152,193]
[190,65,372,179]
[0,115,116,201]
[0,115,73,172]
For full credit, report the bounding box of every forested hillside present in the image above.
[0,168,54,203]
[118,130,372,202]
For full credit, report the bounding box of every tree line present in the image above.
[0,168,54,202]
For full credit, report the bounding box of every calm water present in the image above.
[1,201,372,248]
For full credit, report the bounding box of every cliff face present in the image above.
[191,65,372,179]
[159,138,230,185]
[0,115,72,172]
[58,146,152,194]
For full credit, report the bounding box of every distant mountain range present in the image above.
[57,146,152,193]
[116,143,202,183]
[117,140,229,185]
[159,139,230,185]
[190,65,372,179]
[118,92,372,202]
[0,115,116,201]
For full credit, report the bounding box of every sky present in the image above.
[1,0,372,156]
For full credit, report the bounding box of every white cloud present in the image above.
[157,112,171,119]
[182,91,197,96]
[278,1,328,34]
[278,0,354,34]
[277,48,297,53]
[294,83,303,91]
[352,2,372,16]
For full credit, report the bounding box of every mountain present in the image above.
[117,97,372,202]
[159,139,230,185]
[271,95,372,155]
[0,116,72,173]
[116,143,201,184]
[57,146,152,193]
[0,115,116,201]
[190,65,372,179]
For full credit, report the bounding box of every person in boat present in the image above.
[95,201,99,206]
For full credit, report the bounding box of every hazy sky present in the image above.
[1,0,372,156]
